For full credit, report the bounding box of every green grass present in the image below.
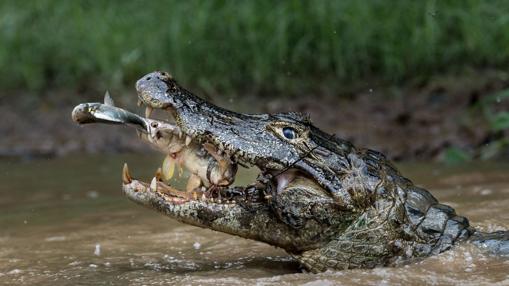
[1,0,509,96]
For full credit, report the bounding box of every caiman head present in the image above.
[122,71,473,272]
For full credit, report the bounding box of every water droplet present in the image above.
[94,244,101,256]
[45,236,66,242]
[480,189,492,196]
[7,269,22,275]
[87,191,99,199]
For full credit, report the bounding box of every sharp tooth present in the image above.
[104,90,115,106]
[155,167,162,181]
[137,99,143,107]
[178,164,184,178]
[145,106,153,118]
[122,163,132,184]
[150,177,158,191]
[201,193,207,201]
[185,136,192,146]
[162,155,176,181]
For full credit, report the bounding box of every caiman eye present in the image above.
[282,127,297,139]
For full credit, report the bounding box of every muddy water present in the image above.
[0,155,508,285]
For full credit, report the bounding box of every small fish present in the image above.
[72,102,148,132]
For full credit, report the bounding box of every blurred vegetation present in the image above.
[443,88,509,164]
[476,89,509,160]
[483,90,509,132]
[1,0,509,96]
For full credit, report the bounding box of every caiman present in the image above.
[72,71,508,273]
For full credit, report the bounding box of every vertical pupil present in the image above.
[282,127,296,139]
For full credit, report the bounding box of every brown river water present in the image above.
[1,154,508,285]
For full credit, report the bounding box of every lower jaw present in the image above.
[121,163,261,207]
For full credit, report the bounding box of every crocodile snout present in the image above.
[136,71,174,109]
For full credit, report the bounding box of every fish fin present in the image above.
[104,90,115,106]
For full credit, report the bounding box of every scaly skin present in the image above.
[76,71,509,272]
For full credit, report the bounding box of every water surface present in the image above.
[1,155,508,285]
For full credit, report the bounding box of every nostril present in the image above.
[146,77,151,81]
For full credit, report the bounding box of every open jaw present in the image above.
[119,107,289,234]
[70,92,310,246]
[69,82,326,252]
[114,70,426,273]
[118,71,339,250]
[118,113,318,250]
[119,108,303,215]
[121,114,267,209]
[120,71,389,272]
[124,70,314,217]
[118,107,343,263]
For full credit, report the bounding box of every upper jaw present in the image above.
[133,71,323,205]
[134,71,289,169]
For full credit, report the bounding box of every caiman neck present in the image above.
[294,153,474,272]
